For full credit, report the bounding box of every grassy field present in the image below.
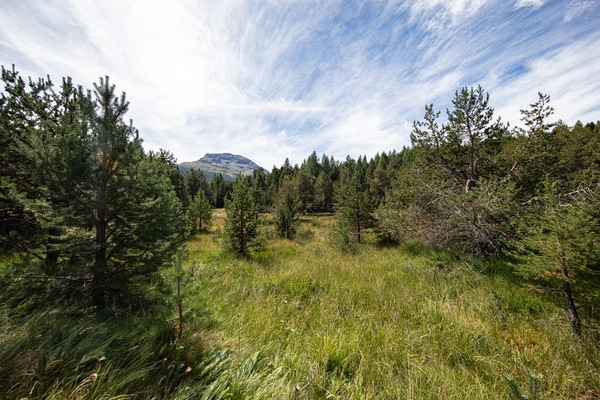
[180,211,600,399]
[1,211,598,399]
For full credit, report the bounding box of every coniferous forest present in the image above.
[1,68,600,399]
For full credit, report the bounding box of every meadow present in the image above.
[178,211,600,399]
[1,210,599,399]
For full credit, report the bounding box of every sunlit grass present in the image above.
[1,212,598,398]
[185,213,600,399]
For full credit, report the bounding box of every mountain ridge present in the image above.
[178,153,262,181]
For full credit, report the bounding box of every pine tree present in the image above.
[338,174,372,243]
[223,177,259,257]
[411,86,502,192]
[211,173,229,208]
[186,168,211,201]
[514,179,598,335]
[314,171,334,212]
[293,170,315,213]
[1,70,186,309]
[190,189,212,232]
[274,186,298,240]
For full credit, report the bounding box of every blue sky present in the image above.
[1,0,599,168]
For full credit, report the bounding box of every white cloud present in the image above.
[0,0,598,168]
[564,0,593,22]
[514,0,546,10]
[490,32,600,128]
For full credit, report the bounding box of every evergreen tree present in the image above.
[411,86,503,192]
[514,179,599,335]
[186,168,210,201]
[314,171,334,212]
[0,66,50,257]
[369,164,390,207]
[274,186,298,240]
[1,71,186,309]
[190,189,212,232]
[211,173,229,208]
[338,174,372,243]
[223,177,259,257]
[293,170,315,213]
[252,167,269,211]
[321,153,331,176]
[303,150,320,178]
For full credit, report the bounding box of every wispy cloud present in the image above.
[0,0,598,168]
[564,0,594,22]
[514,0,547,10]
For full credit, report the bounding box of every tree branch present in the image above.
[1,274,93,283]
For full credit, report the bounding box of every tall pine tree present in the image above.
[223,177,259,257]
[1,70,186,309]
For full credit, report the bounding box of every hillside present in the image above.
[178,153,262,181]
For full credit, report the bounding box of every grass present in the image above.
[1,211,598,398]
[183,212,600,399]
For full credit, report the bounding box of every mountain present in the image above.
[178,153,262,181]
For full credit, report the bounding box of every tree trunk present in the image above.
[93,218,107,309]
[44,227,61,274]
[564,281,581,336]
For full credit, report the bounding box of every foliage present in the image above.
[0,68,186,309]
[274,186,299,240]
[190,189,213,232]
[210,173,231,208]
[186,168,211,202]
[293,170,316,213]
[314,170,334,212]
[223,177,260,257]
[512,179,599,335]
[411,85,504,192]
[336,174,372,244]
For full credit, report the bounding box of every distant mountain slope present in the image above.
[178,153,262,181]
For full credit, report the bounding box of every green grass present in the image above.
[1,212,598,398]
[183,213,600,399]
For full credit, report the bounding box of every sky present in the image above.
[1,0,599,169]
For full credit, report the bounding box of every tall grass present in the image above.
[1,212,598,398]
[183,213,600,399]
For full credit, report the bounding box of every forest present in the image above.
[1,68,599,399]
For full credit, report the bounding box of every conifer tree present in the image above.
[274,186,298,240]
[211,173,229,208]
[190,189,212,232]
[411,86,502,192]
[314,171,334,212]
[514,180,599,336]
[186,168,211,201]
[223,177,259,257]
[293,170,315,213]
[1,70,186,309]
[338,174,372,243]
